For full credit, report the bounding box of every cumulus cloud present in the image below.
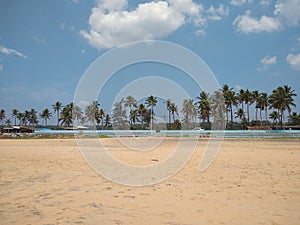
[99,0,128,11]
[261,55,277,65]
[233,10,281,33]
[81,0,228,50]
[258,55,277,71]
[287,53,300,71]
[274,0,300,26]
[0,45,27,59]
[206,5,229,21]
[233,0,300,34]
[230,0,253,6]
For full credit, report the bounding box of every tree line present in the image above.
[0,84,299,130]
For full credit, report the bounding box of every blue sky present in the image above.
[0,0,299,124]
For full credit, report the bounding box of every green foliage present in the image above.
[1,84,298,131]
[288,113,300,125]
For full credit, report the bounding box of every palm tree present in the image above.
[252,90,259,121]
[98,108,105,129]
[169,102,178,123]
[223,87,238,128]
[124,96,137,110]
[111,99,128,129]
[181,99,196,129]
[238,89,245,111]
[85,101,100,126]
[11,109,18,126]
[28,109,39,126]
[269,111,280,125]
[244,89,253,122]
[145,95,158,130]
[268,85,296,126]
[137,103,147,129]
[16,112,24,125]
[124,96,137,126]
[52,101,63,126]
[73,105,83,126]
[0,109,6,127]
[235,108,245,121]
[256,92,268,125]
[5,119,11,127]
[129,109,139,128]
[235,108,246,129]
[196,91,211,124]
[24,110,31,126]
[287,112,300,125]
[283,85,297,116]
[222,85,238,128]
[165,99,172,128]
[104,114,111,129]
[40,108,52,126]
[222,84,230,122]
[60,103,73,127]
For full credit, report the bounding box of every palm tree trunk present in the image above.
[226,109,229,124]
[280,109,283,127]
[230,104,233,128]
[57,111,59,126]
[169,111,171,128]
[151,106,153,130]
[255,108,258,121]
[247,103,250,122]
[260,109,262,126]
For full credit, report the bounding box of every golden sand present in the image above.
[0,138,299,224]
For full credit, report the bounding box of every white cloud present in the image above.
[81,1,184,49]
[196,29,205,36]
[233,0,300,34]
[287,53,300,71]
[230,0,253,6]
[59,22,75,31]
[81,0,228,50]
[206,5,229,21]
[260,0,271,6]
[261,55,277,65]
[258,55,277,71]
[233,10,281,33]
[99,0,128,11]
[167,0,202,16]
[274,0,300,26]
[0,45,27,59]
[33,36,45,45]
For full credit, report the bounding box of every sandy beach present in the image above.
[0,138,299,225]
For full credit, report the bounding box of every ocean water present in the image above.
[35,129,300,138]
